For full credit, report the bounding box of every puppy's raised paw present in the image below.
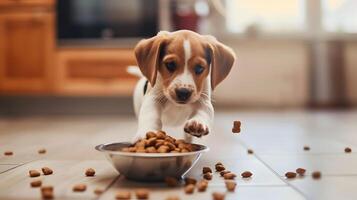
[184,119,209,137]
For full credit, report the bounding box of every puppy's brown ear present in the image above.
[205,36,236,90]
[134,33,167,86]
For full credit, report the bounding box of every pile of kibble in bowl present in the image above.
[121,131,197,153]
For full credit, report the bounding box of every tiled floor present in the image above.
[0,110,356,200]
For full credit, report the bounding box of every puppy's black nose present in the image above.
[175,88,192,102]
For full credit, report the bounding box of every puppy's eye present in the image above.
[165,61,176,72]
[194,65,204,75]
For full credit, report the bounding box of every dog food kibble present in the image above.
[303,146,310,151]
[197,180,208,192]
[312,171,321,179]
[116,191,131,200]
[38,148,46,154]
[212,192,225,200]
[247,149,254,154]
[241,171,253,178]
[220,170,231,177]
[135,189,149,199]
[223,172,237,180]
[94,188,104,195]
[42,167,53,175]
[202,166,212,174]
[4,151,13,156]
[41,186,54,200]
[345,147,352,153]
[232,120,241,133]
[166,196,180,200]
[215,164,225,172]
[29,170,41,177]
[165,177,178,187]
[73,184,86,192]
[30,180,42,187]
[296,168,306,176]
[285,172,297,179]
[203,172,212,180]
[85,168,96,176]
[184,177,197,185]
[184,184,195,194]
[123,131,197,153]
[225,181,237,192]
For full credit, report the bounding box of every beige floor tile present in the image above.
[259,154,357,176]
[0,160,118,200]
[289,176,357,200]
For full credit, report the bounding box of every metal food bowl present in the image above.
[95,142,209,182]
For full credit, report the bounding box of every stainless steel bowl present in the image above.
[95,142,209,182]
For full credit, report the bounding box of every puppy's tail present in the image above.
[127,65,143,77]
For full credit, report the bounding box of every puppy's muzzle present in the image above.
[175,88,192,103]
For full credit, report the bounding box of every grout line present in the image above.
[0,161,31,175]
[94,174,121,200]
[236,138,308,199]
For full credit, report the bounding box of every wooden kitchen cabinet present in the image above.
[0,8,55,94]
[56,49,138,96]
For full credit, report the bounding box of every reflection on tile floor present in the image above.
[0,110,356,199]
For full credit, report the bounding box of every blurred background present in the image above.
[0,0,356,115]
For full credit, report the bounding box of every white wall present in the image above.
[213,39,310,107]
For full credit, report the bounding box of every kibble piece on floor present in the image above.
[212,192,225,200]
[203,172,212,180]
[184,184,195,194]
[165,196,180,200]
[42,190,54,200]
[225,181,237,192]
[73,184,87,192]
[41,186,54,200]
[232,120,241,133]
[285,172,297,179]
[296,168,306,176]
[4,151,13,156]
[241,171,253,178]
[220,170,231,177]
[202,166,212,174]
[29,170,41,177]
[41,186,54,193]
[30,180,42,187]
[223,172,236,180]
[312,171,321,179]
[197,180,208,192]
[38,148,46,154]
[215,165,225,172]
[135,189,149,199]
[345,147,352,153]
[184,177,197,185]
[42,167,53,175]
[85,168,96,176]
[94,188,104,195]
[247,149,254,154]
[165,177,178,187]
[303,146,310,151]
[116,191,131,200]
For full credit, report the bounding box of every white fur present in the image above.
[132,40,214,141]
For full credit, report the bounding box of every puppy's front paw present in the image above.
[184,119,209,138]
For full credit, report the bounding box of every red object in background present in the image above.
[172,12,199,31]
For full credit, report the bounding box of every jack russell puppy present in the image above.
[129,30,236,142]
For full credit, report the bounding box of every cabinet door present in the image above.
[0,11,55,93]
